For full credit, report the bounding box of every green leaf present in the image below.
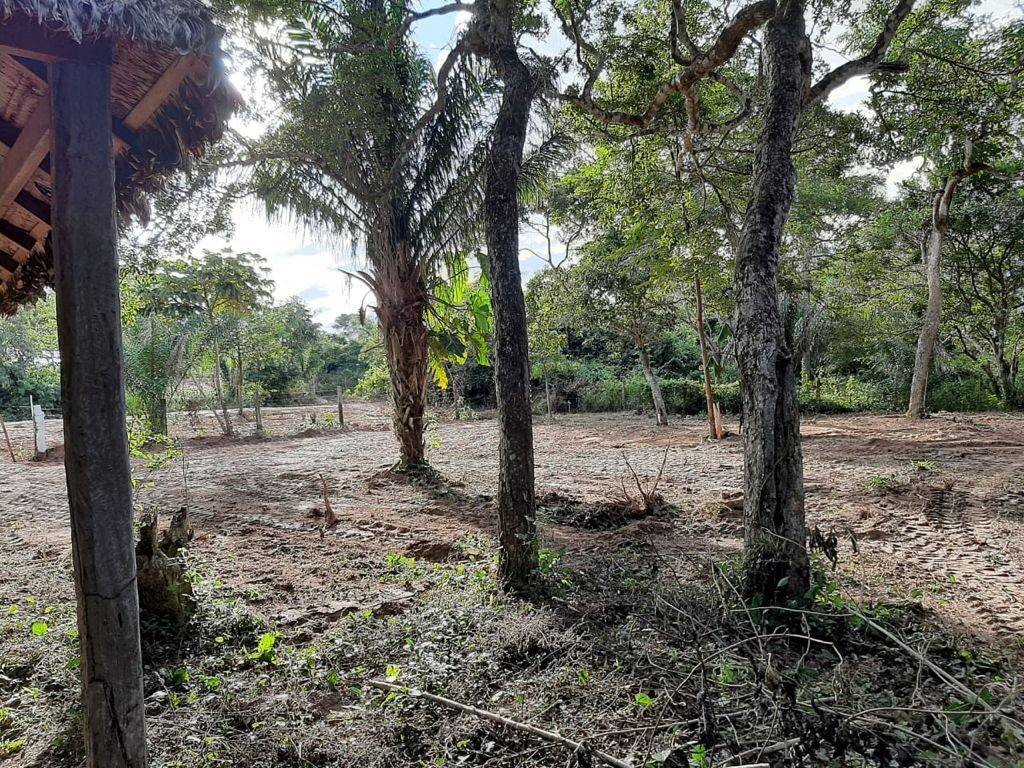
[30,621,48,637]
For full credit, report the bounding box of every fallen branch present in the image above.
[367,680,633,768]
[850,607,1024,741]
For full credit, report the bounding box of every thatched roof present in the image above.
[0,0,241,315]
[0,0,224,53]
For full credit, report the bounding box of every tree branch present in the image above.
[804,0,916,108]
[561,0,776,127]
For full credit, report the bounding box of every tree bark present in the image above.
[695,273,719,439]
[638,344,669,426]
[481,19,539,591]
[377,252,430,469]
[211,336,232,436]
[50,55,148,768]
[733,0,810,603]
[907,160,982,418]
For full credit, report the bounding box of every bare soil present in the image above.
[2,403,1023,765]
[6,403,1022,645]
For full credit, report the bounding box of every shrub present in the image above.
[351,361,390,399]
[927,378,1002,412]
[582,377,743,416]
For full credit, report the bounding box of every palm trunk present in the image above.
[638,344,669,426]
[377,255,430,469]
[734,0,809,603]
[484,38,539,591]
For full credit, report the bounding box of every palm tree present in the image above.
[235,0,488,468]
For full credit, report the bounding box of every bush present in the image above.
[798,376,897,414]
[582,377,742,416]
[351,362,390,399]
[927,378,1002,412]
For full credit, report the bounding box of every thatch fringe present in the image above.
[0,0,222,53]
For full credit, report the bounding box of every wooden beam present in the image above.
[4,54,132,152]
[16,190,49,224]
[0,17,111,64]
[123,55,198,131]
[0,219,37,251]
[49,58,146,767]
[0,100,50,218]
[0,248,18,273]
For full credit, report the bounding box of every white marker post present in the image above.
[31,403,46,458]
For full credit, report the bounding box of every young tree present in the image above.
[234,0,488,469]
[150,249,273,436]
[946,181,1024,406]
[569,229,684,426]
[868,21,1022,418]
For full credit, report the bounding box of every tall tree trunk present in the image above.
[377,254,430,469]
[50,55,148,768]
[638,344,669,426]
[733,0,810,603]
[907,159,982,418]
[695,273,719,439]
[482,22,539,591]
[544,374,553,420]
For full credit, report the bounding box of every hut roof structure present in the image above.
[0,0,240,314]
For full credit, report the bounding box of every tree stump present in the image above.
[136,508,195,625]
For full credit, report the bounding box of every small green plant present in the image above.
[865,474,897,492]
[634,692,654,710]
[912,459,938,472]
[247,632,280,664]
[384,664,401,682]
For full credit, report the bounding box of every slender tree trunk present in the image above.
[907,223,944,418]
[908,152,983,418]
[235,345,244,416]
[695,273,719,439]
[482,29,539,591]
[638,344,669,426]
[211,337,232,436]
[377,255,430,469]
[544,374,553,420]
[50,55,148,768]
[733,0,810,603]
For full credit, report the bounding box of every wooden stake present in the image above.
[695,272,720,440]
[254,393,264,437]
[50,54,147,768]
[0,413,15,461]
[336,385,345,426]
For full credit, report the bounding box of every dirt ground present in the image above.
[3,402,1023,648]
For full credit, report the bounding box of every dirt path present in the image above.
[2,404,1023,650]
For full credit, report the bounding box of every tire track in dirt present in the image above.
[883,484,1024,640]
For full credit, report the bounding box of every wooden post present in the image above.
[254,393,264,437]
[694,273,720,440]
[0,413,15,461]
[336,385,344,427]
[50,54,148,768]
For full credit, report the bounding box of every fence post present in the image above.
[0,413,14,462]
[254,394,264,437]
[337,386,345,427]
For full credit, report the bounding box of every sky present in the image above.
[205,0,1022,328]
